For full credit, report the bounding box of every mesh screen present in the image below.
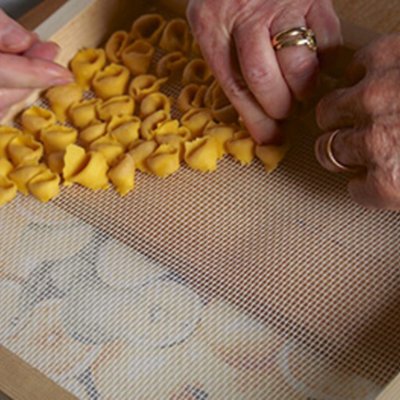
[1,5,400,400]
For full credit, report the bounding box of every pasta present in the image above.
[130,13,166,45]
[146,144,180,178]
[0,176,17,206]
[255,143,289,173]
[191,39,202,57]
[156,120,189,137]
[105,30,130,63]
[96,95,135,122]
[184,136,219,172]
[127,139,157,172]
[70,48,106,89]
[0,158,13,176]
[108,154,135,196]
[8,164,47,195]
[0,126,21,157]
[226,131,255,165]
[122,39,155,76]
[63,144,109,190]
[21,106,56,138]
[159,18,191,53]
[40,125,78,154]
[177,84,207,113]
[140,92,171,119]
[205,81,238,124]
[140,110,170,141]
[181,108,214,138]
[28,169,60,202]
[156,134,188,161]
[79,121,108,146]
[182,59,213,85]
[92,64,130,100]
[156,52,188,80]
[89,135,125,165]
[45,83,83,123]
[128,74,167,101]
[204,124,237,159]
[46,151,64,174]
[69,99,101,129]
[8,134,43,167]
[107,115,141,149]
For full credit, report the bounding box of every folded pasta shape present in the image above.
[96,95,135,122]
[46,151,64,174]
[0,158,13,176]
[63,144,109,190]
[140,92,171,119]
[8,135,43,167]
[8,164,47,195]
[127,139,157,172]
[79,121,107,146]
[226,131,255,165]
[89,135,124,165]
[122,39,155,76]
[255,143,289,173]
[156,52,188,80]
[108,154,135,196]
[140,110,170,140]
[184,136,219,172]
[45,83,83,123]
[181,108,214,138]
[155,120,188,137]
[21,106,56,138]
[105,30,130,63]
[107,115,140,149]
[146,144,180,178]
[0,126,21,157]
[182,59,213,85]
[70,48,106,89]
[205,81,238,124]
[130,13,166,45]
[204,124,237,159]
[28,169,60,202]
[92,64,130,100]
[69,99,101,129]
[0,176,17,207]
[176,84,207,113]
[40,125,78,154]
[191,40,202,57]
[156,133,188,160]
[159,18,191,53]
[129,74,167,101]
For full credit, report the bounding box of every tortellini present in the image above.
[182,59,213,85]
[140,92,171,119]
[140,110,170,141]
[130,13,166,45]
[226,131,255,165]
[92,64,130,100]
[159,18,191,53]
[156,52,188,80]
[70,48,106,89]
[184,136,219,173]
[8,135,43,167]
[181,108,214,138]
[122,39,155,76]
[255,144,289,173]
[69,99,101,129]
[21,106,56,137]
[105,31,130,63]
[146,144,180,178]
[97,95,135,121]
[79,121,107,146]
[0,158,13,176]
[108,154,135,196]
[89,135,124,165]
[205,81,238,124]
[0,176,17,206]
[46,152,64,174]
[28,169,60,202]
[156,134,188,161]
[204,124,237,159]
[177,84,207,113]
[40,125,78,153]
[129,75,167,101]
[0,126,21,157]
[107,115,140,149]
[8,164,47,195]
[127,139,157,172]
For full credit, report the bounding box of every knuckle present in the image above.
[221,74,250,100]
[245,65,274,87]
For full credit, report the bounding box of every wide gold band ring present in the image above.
[326,129,357,173]
[272,27,317,52]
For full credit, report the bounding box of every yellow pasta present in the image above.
[0,176,17,207]
[156,134,188,161]
[205,81,238,124]
[8,135,43,167]
[45,83,83,123]
[97,95,135,121]
[191,39,202,57]
[89,135,124,165]
[122,39,155,76]
[140,110,170,141]
[159,18,191,53]
[156,52,188,80]
[130,13,166,45]
[105,30,130,63]
[70,48,106,89]
[92,64,130,100]
[182,59,213,85]
[255,143,289,173]
[128,74,167,101]
[108,154,135,196]
[21,106,56,138]
[155,120,189,137]
[79,121,107,147]
[176,84,207,113]
[63,144,109,190]
[0,158,13,176]
[127,139,157,172]
[40,125,78,154]
[107,115,140,149]
[69,99,101,129]
[140,92,171,119]
[226,131,255,165]
[46,151,64,174]
[184,136,219,173]
[181,108,214,138]
[204,124,237,159]
[0,126,21,157]
[28,169,60,202]
[8,164,47,195]
[146,144,180,178]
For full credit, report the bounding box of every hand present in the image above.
[315,34,400,210]
[0,10,73,117]
[187,0,341,144]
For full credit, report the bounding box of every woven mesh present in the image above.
[1,6,400,400]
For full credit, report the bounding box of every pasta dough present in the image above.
[40,125,78,154]
[177,84,207,113]
[8,134,43,167]
[69,98,101,129]
[130,13,166,45]
[0,158,13,176]
[20,106,56,138]
[97,95,135,121]
[92,63,130,100]
[128,139,157,172]
[156,51,188,80]
[108,154,135,196]
[8,164,47,195]
[122,39,155,76]
[107,115,141,149]
[79,121,107,146]
[255,144,289,173]
[28,169,60,202]
[181,108,214,138]
[129,74,167,101]
[140,110,170,141]
[226,131,255,165]
[46,151,64,174]
[89,135,125,165]
[139,92,171,119]
[204,124,237,159]
[159,18,191,53]
[184,136,219,173]
[0,176,17,206]
[146,144,180,178]
[182,59,213,85]
[205,81,238,124]
[105,30,130,63]
[0,126,21,157]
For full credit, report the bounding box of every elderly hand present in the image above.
[187,0,341,144]
[315,34,400,211]
[0,10,73,117]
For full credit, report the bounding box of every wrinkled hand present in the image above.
[315,34,400,210]
[0,10,73,117]
[187,0,341,144]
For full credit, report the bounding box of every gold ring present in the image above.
[326,129,356,173]
[272,27,317,52]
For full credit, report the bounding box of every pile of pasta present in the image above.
[0,14,287,207]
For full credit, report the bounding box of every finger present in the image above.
[24,41,60,61]
[0,9,37,52]
[0,87,31,115]
[0,52,73,89]
[315,128,367,173]
[233,21,292,118]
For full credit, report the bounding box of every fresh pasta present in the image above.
[146,144,180,178]
[205,81,238,124]
[159,18,191,53]
[8,135,43,167]
[89,135,125,165]
[156,52,188,80]
[181,108,214,138]
[97,95,135,121]
[108,115,141,149]
[69,99,101,129]
[182,59,213,85]
[226,131,255,165]
[140,92,171,119]
[21,106,56,138]
[108,154,135,196]
[130,13,166,45]
[176,84,207,113]
[122,39,155,76]
[140,110,170,141]
[127,139,157,172]
[204,124,237,159]
[92,64,130,100]
[184,136,219,173]
[129,74,167,101]
[0,176,17,206]
[105,30,130,63]
[8,164,47,195]
[28,169,60,202]
[0,158,13,176]
[79,121,108,147]
[40,125,78,154]
[255,144,289,173]
[0,126,21,157]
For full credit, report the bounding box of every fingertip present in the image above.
[24,41,60,61]
[246,116,283,145]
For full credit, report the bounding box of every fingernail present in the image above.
[4,26,33,50]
